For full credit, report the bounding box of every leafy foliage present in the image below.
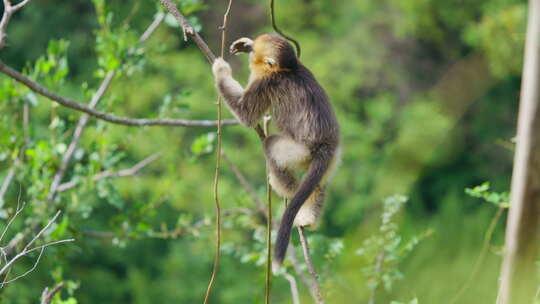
[357,195,431,297]
[465,182,510,208]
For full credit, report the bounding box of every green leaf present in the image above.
[190,132,216,156]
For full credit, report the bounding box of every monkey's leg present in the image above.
[263,135,310,198]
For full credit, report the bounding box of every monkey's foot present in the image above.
[293,205,320,229]
[230,37,253,55]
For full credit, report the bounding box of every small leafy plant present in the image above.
[357,195,431,303]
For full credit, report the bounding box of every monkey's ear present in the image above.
[264,57,276,67]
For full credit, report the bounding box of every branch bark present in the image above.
[0,62,237,128]
[0,0,33,48]
[298,227,324,304]
[158,0,215,63]
[40,282,65,304]
[283,272,301,304]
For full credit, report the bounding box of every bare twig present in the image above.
[0,237,75,287]
[139,11,165,43]
[23,211,61,251]
[1,247,44,286]
[40,282,65,304]
[0,195,25,243]
[0,0,33,48]
[283,272,301,304]
[298,227,324,304]
[0,61,238,128]
[0,158,19,201]
[288,246,314,291]
[0,210,74,284]
[23,102,30,146]
[56,153,161,193]
[10,0,32,11]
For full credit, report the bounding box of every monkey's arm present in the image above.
[212,58,270,127]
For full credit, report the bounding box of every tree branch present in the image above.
[0,61,238,127]
[56,153,161,193]
[139,11,165,44]
[40,282,65,304]
[47,70,116,201]
[298,227,324,304]
[158,0,215,63]
[0,158,19,201]
[0,0,33,48]
[283,272,301,304]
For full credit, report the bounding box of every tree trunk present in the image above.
[498,1,540,303]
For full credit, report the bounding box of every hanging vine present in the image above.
[203,0,233,302]
[269,0,301,57]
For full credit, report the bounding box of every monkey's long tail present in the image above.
[274,149,333,266]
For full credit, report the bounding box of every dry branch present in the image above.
[47,70,116,201]
[158,0,215,63]
[0,0,33,48]
[0,210,74,285]
[298,227,324,304]
[56,153,161,193]
[40,282,65,304]
[283,272,301,304]
[0,160,18,201]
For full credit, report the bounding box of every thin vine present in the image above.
[203,0,233,303]
[264,116,273,304]
[269,0,301,57]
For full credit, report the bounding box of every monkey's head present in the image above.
[251,34,298,75]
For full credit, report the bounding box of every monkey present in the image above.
[212,34,340,267]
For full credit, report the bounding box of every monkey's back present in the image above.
[268,64,340,150]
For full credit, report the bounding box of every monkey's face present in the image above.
[250,34,298,76]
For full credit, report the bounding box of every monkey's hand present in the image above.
[212,58,232,79]
[230,37,253,55]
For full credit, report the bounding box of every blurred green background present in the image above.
[0,0,526,303]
